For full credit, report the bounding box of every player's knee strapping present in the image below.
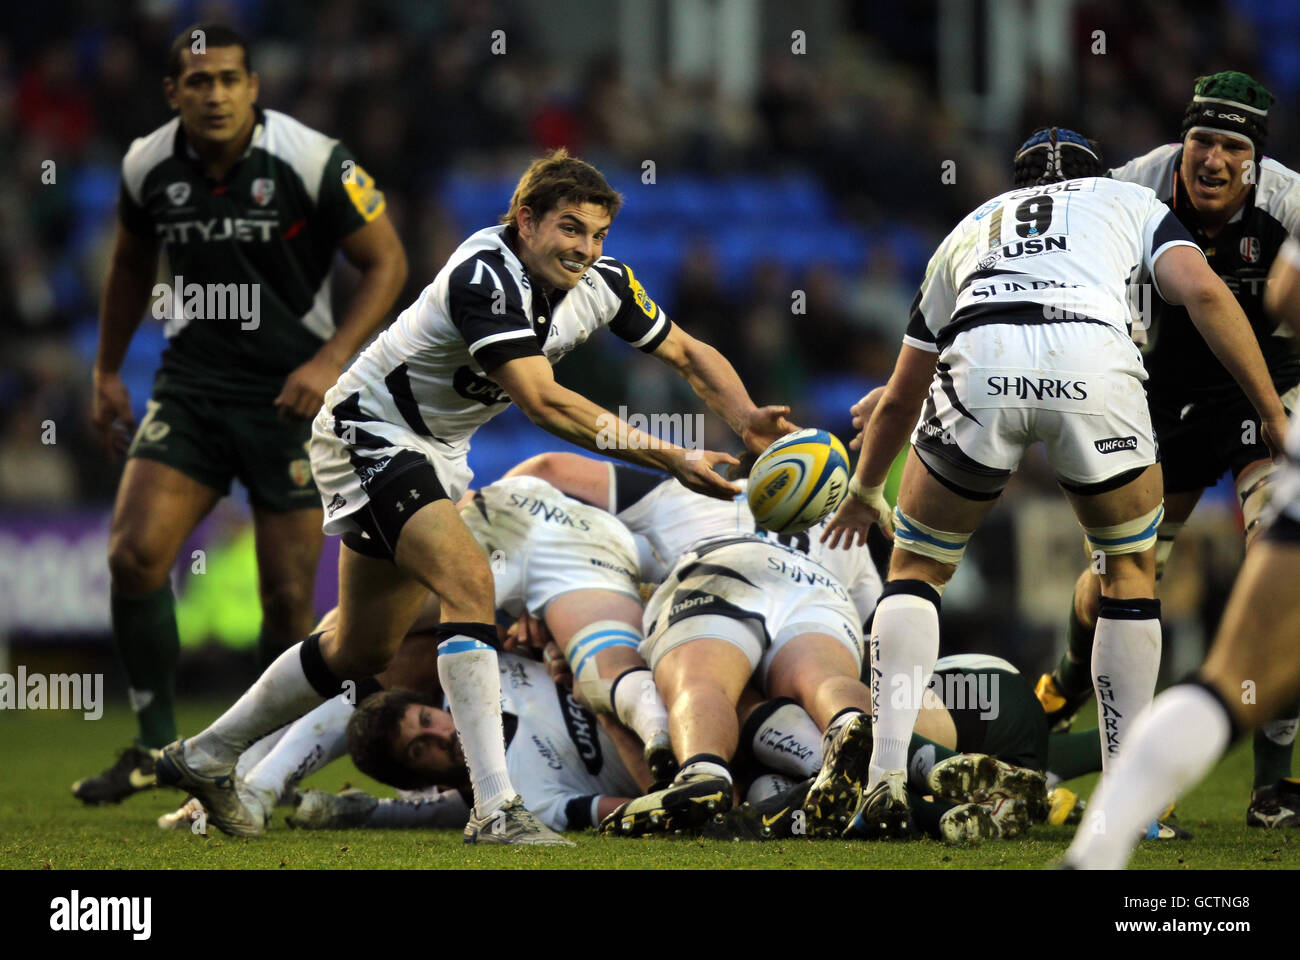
[1237,460,1278,549]
[891,506,971,569]
[565,620,643,714]
[1083,503,1164,557]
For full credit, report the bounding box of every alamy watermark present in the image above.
[50,891,150,940]
[889,667,1001,720]
[152,274,260,330]
[595,405,705,460]
[0,667,103,719]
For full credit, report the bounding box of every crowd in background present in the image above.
[3,0,1292,509]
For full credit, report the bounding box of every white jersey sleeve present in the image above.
[1139,191,1204,299]
[903,224,965,353]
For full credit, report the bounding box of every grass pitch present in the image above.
[2,700,1296,870]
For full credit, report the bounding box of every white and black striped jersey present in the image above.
[1110,144,1300,405]
[609,466,881,623]
[495,654,640,831]
[905,177,1200,354]
[328,224,672,456]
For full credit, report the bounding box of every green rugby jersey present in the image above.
[118,106,386,401]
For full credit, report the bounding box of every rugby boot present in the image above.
[803,712,874,837]
[72,745,158,805]
[1247,778,1300,828]
[601,772,731,836]
[927,753,1048,821]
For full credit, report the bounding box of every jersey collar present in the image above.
[172,105,266,176]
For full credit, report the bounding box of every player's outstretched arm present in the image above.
[1155,244,1287,453]
[490,355,740,499]
[651,324,796,453]
[822,344,935,549]
[274,214,409,421]
[92,222,161,456]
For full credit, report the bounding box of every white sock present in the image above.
[747,773,798,804]
[752,701,823,778]
[437,636,515,814]
[611,668,670,745]
[678,756,732,783]
[1066,684,1231,869]
[1092,602,1162,774]
[186,642,331,775]
[907,739,939,793]
[867,590,940,786]
[242,694,352,812]
[1261,715,1299,747]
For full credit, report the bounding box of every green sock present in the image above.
[111,584,181,749]
[1054,598,1095,699]
[906,733,958,792]
[1253,697,1300,788]
[910,792,957,839]
[1047,730,1103,781]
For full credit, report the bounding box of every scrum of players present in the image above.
[156,451,1092,846]
[106,31,1297,863]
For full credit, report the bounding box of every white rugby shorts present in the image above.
[912,322,1156,495]
[640,537,864,689]
[311,394,473,538]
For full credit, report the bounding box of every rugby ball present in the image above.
[746,428,850,534]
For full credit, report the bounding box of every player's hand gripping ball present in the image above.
[746,428,850,534]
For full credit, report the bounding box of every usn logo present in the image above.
[1095,436,1138,454]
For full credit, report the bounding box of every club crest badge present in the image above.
[251,177,275,207]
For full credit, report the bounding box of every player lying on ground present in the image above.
[155,473,672,834]
[163,649,652,835]
[1063,241,1300,867]
[604,484,882,837]
[498,449,895,838]
[822,126,1285,840]
[710,653,1104,843]
[77,21,408,804]
[151,149,793,845]
[1037,72,1300,828]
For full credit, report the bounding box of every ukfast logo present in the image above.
[1094,436,1138,454]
